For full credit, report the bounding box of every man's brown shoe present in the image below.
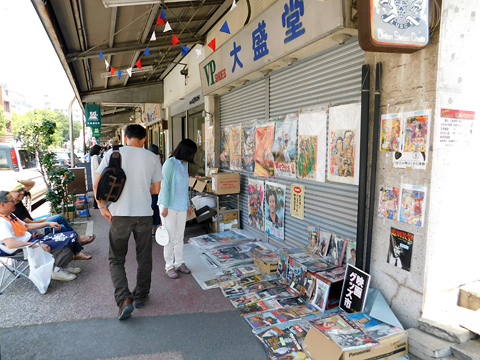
[118,299,134,320]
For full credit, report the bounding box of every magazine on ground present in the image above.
[237,274,265,287]
[256,320,311,343]
[344,312,382,329]
[244,280,281,293]
[188,230,253,249]
[256,286,298,301]
[262,332,305,359]
[326,328,379,351]
[289,304,322,318]
[317,267,346,282]
[363,323,403,340]
[276,297,306,308]
[230,292,261,308]
[244,309,300,332]
[309,313,354,333]
[203,274,236,289]
[237,299,282,316]
[232,265,261,278]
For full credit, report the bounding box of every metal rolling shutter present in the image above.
[220,39,364,249]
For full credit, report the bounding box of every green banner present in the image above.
[91,126,101,138]
[85,104,101,127]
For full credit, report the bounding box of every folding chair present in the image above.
[0,250,30,295]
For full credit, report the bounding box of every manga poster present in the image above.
[248,178,265,232]
[242,121,256,172]
[399,184,427,227]
[378,186,400,220]
[298,109,327,182]
[272,114,297,178]
[394,109,431,170]
[380,113,402,152]
[230,125,242,171]
[387,227,414,271]
[327,103,361,185]
[254,122,275,177]
[206,125,215,171]
[219,125,231,169]
[265,181,286,241]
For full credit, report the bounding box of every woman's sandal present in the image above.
[78,235,96,245]
[73,252,92,260]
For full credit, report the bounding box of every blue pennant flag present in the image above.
[220,21,230,34]
[99,51,103,60]
[181,45,189,56]
[118,70,123,79]
[145,46,150,57]
[161,8,166,19]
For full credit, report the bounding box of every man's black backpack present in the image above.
[96,145,126,202]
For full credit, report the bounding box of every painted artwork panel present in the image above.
[265,182,286,241]
[242,121,256,172]
[298,110,327,182]
[273,114,298,178]
[248,178,265,232]
[254,123,275,177]
[230,125,242,171]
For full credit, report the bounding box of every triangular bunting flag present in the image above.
[172,34,179,46]
[150,31,156,41]
[208,38,216,52]
[99,51,103,60]
[110,66,116,77]
[135,58,142,69]
[145,46,150,56]
[164,21,171,32]
[230,0,237,11]
[195,48,202,56]
[160,8,166,19]
[127,67,132,77]
[156,15,165,25]
[105,59,110,70]
[220,21,230,34]
[118,70,123,79]
[181,45,189,56]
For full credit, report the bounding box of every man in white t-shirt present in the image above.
[94,125,163,321]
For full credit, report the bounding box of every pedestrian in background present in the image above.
[89,145,102,209]
[94,124,163,321]
[148,144,162,236]
[158,139,197,279]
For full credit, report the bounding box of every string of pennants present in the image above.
[100,0,238,79]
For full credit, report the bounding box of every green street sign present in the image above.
[85,104,101,127]
[91,127,101,138]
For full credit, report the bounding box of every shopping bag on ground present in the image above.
[25,246,55,294]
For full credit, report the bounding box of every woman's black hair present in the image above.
[89,145,102,156]
[148,144,159,155]
[267,190,277,206]
[171,139,197,164]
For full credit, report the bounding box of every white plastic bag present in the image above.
[25,246,55,294]
[155,226,170,246]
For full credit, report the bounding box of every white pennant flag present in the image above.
[195,48,202,57]
[150,31,156,41]
[105,59,110,70]
[163,21,171,32]
[230,0,237,11]
[127,67,132,77]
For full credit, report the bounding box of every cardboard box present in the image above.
[193,177,213,193]
[186,206,196,221]
[254,257,278,274]
[210,218,239,233]
[195,206,217,223]
[303,326,408,360]
[189,177,197,188]
[214,210,238,222]
[211,172,240,195]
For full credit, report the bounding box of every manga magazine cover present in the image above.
[378,186,400,220]
[219,125,231,169]
[206,125,215,171]
[273,114,297,178]
[229,125,242,171]
[248,178,264,231]
[265,182,286,241]
[399,184,427,227]
[242,121,256,172]
[380,113,401,152]
[254,122,275,177]
[387,227,414,271]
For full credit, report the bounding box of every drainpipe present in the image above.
[356,65,371,270]
[68,97,76,167]
[365,63,382,273]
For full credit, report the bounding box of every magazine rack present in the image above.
[190,190,240,232]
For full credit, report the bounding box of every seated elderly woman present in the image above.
[0,190,85,281]
[11,181,94,260]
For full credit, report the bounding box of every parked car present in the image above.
[52,149,79,168]
[0,143,48,211]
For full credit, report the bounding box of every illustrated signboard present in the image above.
[340,264,371,313]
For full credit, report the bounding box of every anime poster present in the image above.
[387,227,414,271]
[399,184,427,227]
[378,186,400,220]
[394,109,431,170]
[265,182,286,241]
[380,113,401,152]
[298,110,327,182]
[206,125,215,171]
[220,125,231,169]
[254,122,275,177]
[229,125,242,171]
[242,121,256,172]
[273,114,297,178]
[248,178,265,231]
[327,103,361,185]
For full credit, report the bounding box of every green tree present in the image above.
[0,105,8,135]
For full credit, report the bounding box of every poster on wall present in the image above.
[393,109,431,170]
[248,178,265,231]
[265,181,286,241]
[380,113,402,152]
[436,108,475,148]
[273,114,298,178]
[327,103,361,185]
[290,184,305,220]
[219,125,231,169]
[399,184,427,227]
[254,122,275,177]
[230,125,243,171]
[206,125,215,171]
[298,109,327,181]
[242,121,256,172]
[387,227,414,271]
[378,185,400,220]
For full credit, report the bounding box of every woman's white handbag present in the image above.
[155,226,170,246]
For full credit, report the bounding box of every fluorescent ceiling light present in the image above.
[101,66,154,79]
[102,0,199,7]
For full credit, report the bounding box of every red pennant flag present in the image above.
[172,34,179,46]
[208,38,216,52]
[110,66,116,77]
[156,15,165,25]
[135,58,142,69]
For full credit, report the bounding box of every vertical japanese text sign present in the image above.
[85,104,102,127]
[290,184,305,220]
[340,264,371,313]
